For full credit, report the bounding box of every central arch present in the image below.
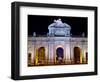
[56,47,64,64]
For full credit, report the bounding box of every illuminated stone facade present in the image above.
[28,19,87,66]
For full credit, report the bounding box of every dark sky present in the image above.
[28,15,88,37]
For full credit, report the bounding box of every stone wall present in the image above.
[28,36,87,65]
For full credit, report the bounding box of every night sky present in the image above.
[28,15,88,37]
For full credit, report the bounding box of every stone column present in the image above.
[65,43,71,64]
[70,42,74,63]
[48,42,54,64]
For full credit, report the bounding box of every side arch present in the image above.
[74,46,83,64]
[35,47,46,65]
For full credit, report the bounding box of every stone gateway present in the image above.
[28,19,87,66]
